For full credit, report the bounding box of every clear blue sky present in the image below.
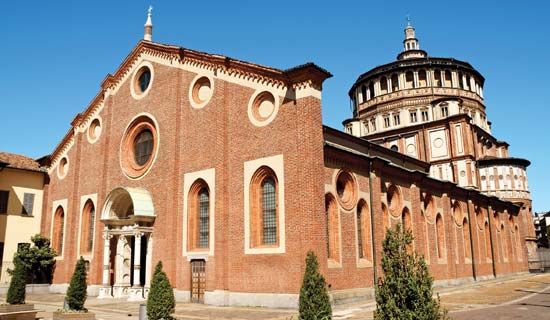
[1,1,548,212]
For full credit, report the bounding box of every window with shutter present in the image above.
[21,193,34,215]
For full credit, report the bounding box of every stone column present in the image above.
[98,232,113,299]
[128,232,144,301]
[113,235,128,298]
[145,233,153,287]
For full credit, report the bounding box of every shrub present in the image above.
[6,260,26,304]
[374,224,449,320]
[65,257,88,311]
[147,261,175,320]
[15,234,56,284]
[298,251,332,320]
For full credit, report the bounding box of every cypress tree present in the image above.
[147,261,175,320]
[65,257,88,311]
[6,260,26,305]
[298,251,332,320]
[374,224,449,320]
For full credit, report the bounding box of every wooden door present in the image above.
[190,260,206,303]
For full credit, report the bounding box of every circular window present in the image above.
[189,76,213,109]
[87,118,102,143]
[424,195,436,221]
[248,91,279,127]
[131,62,154,99]
[390,145,399,152]
[57,157,69,179]
[335,170,357,210]
[121,114,159,179]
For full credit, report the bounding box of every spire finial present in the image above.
[144,5,153,41]
[406,14,411,26]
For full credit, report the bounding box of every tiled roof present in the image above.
[0,152,43,172]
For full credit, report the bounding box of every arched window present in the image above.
[80,200,95,255]
[326,194,340,261]
[433,69,442,87]
[402,207,411,231]
[458,72,465,89]
[368,82,375,99]
[391,74,399,92]
[405,71,414,89]
[361,85,367,103]
[52,206,65,256]
[188,180,211,251]
[381,203,389,237]
[380,76,388,95]
[418,70,427,87]
[500,224,507,261]
[250,167,279,247]
[436,214,445,260]
[357,200,371,260]
[444,70,452,87]
[462,218,471,260]
[484,221,491,260]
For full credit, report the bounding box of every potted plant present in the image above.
[53,257,95,319]
[0,258,38,318]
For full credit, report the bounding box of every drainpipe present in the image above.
[487,203,497,278]
[368,159,378,287]
[466,197,477,281]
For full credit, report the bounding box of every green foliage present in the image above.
[65,257,88,311]
[299,251,332,320]
[14,234,56,284]
[6,260,26,304]
[374,224,449,320]
[147,261,175,320]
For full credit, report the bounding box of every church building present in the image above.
[40,11,536,307]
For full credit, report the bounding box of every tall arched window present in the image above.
[188,179,210,251]
[52,206,65,256]
[402,207,411,231]
[458,72,465,89]
[80,200,95,255]
[325,194,340,261]
[381,203,389,237]
[357,200,371,261]
[361,85,367,103]
[436,214,445,260]
[462,218,471,260]
[501,224,507,261]
[250,167,279,247]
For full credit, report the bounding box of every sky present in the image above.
[1,1,549,212]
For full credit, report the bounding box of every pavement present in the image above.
[2,272,550,319]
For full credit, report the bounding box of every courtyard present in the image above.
[3,272,549,320]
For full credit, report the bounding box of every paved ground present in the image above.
[3,273,550,319]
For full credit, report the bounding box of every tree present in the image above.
[374,224,449,320]
[15,234,56,284]
[298,251,332,320]
[65,257,88,311]
[6,260,26,304]
[147,261,175,320]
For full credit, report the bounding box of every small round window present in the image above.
[248,91,279,127]
[57,157,69,179]
[131,62,154,99]
[335,170,357,210]
[87,118,102,143]
[137,67,151,93]
[121,115,159,179]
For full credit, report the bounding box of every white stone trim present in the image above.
[130,60,155,100]
[56,156,69,180]
[182,168,216,257]
[247,89,280,127]
[77,194,98,260]
[50,199,68,260]
[244,154,285,254]
[119,112,161,181]
[188,73,215,109]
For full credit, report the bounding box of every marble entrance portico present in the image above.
[98,187,155,301]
